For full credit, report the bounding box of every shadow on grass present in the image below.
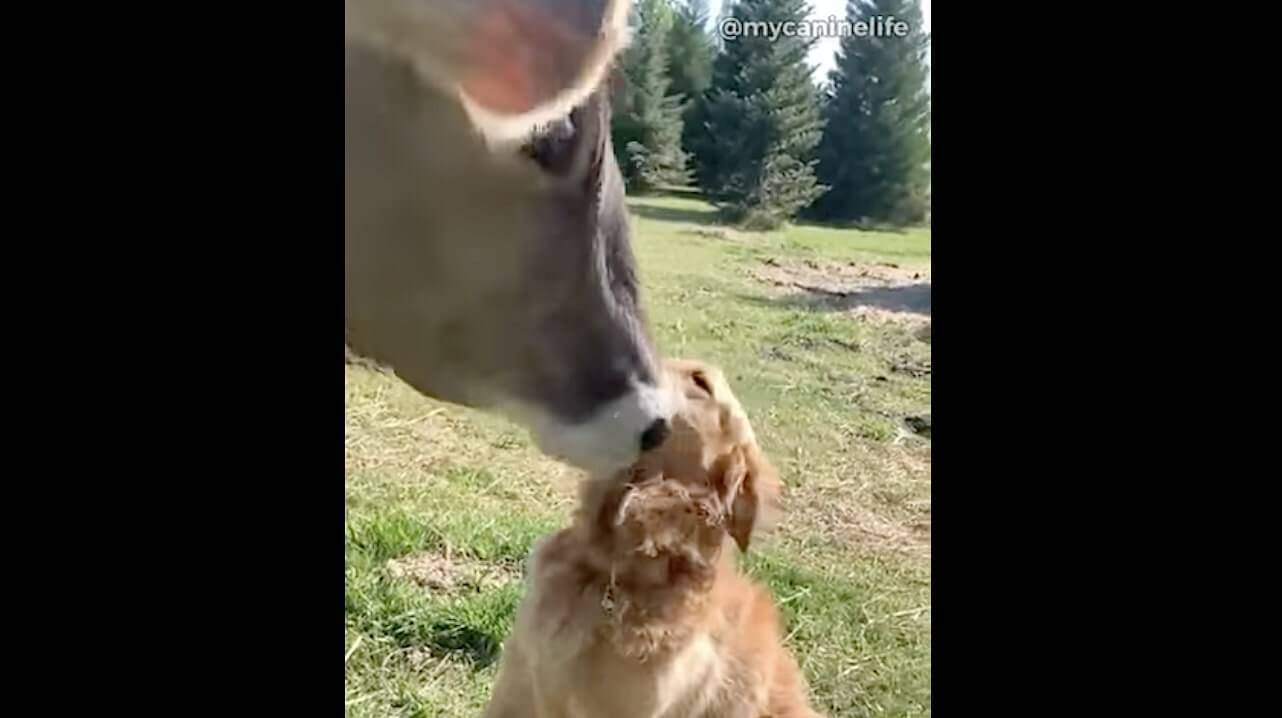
[653,186,705,200]
[628,201,722,226]
[735,282,931,317]
[628,192,926,238]
[424,619,503,668]
[791,218,916,235]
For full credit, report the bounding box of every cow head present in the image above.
[345,0,673,472]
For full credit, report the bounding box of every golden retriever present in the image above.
[482,359,824,718]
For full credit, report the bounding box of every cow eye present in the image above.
[521,116,578,175]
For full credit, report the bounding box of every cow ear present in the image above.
[346,0,631,141]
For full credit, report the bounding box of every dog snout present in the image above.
[640,417,670,452]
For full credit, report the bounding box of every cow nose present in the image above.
[639,418,670,453]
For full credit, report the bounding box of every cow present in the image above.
[344,0,672,473]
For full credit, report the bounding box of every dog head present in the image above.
[648,358,780,552]
[580,358,781,572]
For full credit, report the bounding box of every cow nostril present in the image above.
[639,418,670,453]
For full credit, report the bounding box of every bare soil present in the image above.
[753,258,932,329]
[386,550,515,592]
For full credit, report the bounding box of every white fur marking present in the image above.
[505,378,677,473]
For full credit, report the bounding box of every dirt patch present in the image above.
[781,444,933,562]
[386,549,515,592]
[891,356,932,379]
[753,258,931,327]
[786,488,931,562]
[904,414,931,439]
[678,228,733,241]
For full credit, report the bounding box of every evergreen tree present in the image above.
[666,1,717,170]
[667,0,716,105]
[612,0,691,192]
[714,0,738,48]
[690,0,826,229]
[810,0,931,224]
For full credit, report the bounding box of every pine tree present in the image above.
[810,0,931,225]
[612,0,691,192]
[667,0,715,106]
[690,0,827,229]
[665,1,717,169]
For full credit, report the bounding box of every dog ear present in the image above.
[713,442,782,552]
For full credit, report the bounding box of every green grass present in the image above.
[345,194,931,717]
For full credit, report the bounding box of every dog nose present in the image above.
[639,418,670,452]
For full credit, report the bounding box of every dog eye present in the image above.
[690,371,714,397]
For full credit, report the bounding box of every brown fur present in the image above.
[483,359,824,718]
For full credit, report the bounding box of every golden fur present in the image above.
[482,359,824,718]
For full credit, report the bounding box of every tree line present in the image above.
[611,0,930,229]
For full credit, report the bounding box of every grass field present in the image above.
[345,195,932,717]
